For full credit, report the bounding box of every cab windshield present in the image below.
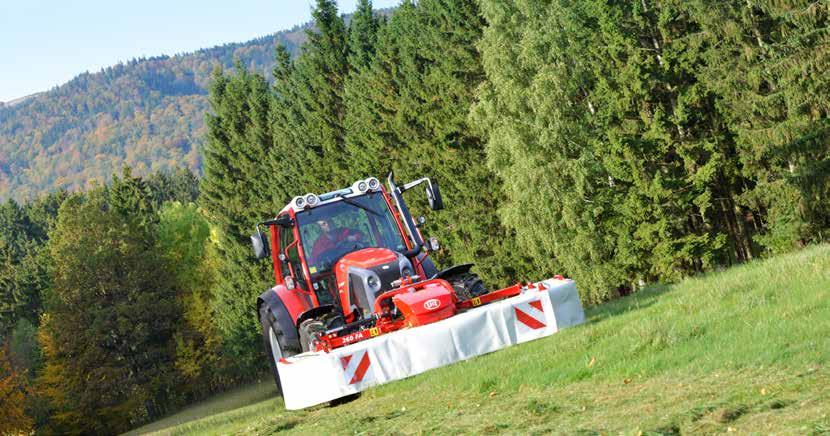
[296,192,406,276]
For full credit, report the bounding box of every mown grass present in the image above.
[132,244,830,434]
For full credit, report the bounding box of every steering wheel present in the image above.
[333,235,367,254]
[313,234,366,270]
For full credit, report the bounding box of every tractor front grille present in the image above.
[372,260,402,293]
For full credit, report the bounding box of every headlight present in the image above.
[305,193,319,207]
[401,266,412,278]
[366,177,380,191]
[367,275,380,290]
[357,181,368,193]
[293,196,306,208]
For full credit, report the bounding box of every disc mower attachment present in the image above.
[276,277,585,410]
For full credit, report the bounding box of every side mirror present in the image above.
[426,179,444,211]
[251,227,270,259]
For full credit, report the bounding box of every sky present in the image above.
[0,0,401,102]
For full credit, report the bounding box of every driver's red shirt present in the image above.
[310,228,354,264]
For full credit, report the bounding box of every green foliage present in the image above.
[347,0,380,70]
[200,65,276,372]
[690,0,830,254]
[146,167,201,207]
[0,194,62,334]
[157,202,237,396]
[286,0,351,187]
[472,0,786,302]
[108,166,158,228]
[39,189,179,433]
[0,344,34,435]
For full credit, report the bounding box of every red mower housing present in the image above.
[392,279,457,327]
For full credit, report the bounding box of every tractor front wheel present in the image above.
[259,307,294,394]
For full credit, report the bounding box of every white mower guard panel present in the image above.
[277,277,585,410]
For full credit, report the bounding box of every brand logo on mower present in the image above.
[424,298,441,310]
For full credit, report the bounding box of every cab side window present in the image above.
[279,223,307,291]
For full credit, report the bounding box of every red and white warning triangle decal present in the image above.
[340,349,374,385]
[513,298,547,340]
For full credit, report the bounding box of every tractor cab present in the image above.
[253,175,448,330]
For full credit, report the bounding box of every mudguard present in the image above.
[257,288,301,350]
[430,263,474,280]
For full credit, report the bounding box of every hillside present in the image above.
[131,245,830,434]
[0,26,307,202]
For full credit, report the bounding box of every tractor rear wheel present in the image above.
[449,272,489,301]
[259,306,295,394]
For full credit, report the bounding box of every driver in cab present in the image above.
[310,217,362,265]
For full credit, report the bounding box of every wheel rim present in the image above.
[268,325,283,364]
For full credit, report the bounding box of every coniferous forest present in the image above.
[1,0,829,433]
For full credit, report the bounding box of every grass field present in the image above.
[131,244,830,435]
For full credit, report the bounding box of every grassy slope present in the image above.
[134,245,830,434]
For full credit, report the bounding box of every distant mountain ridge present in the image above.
[0,23,310,202]
[1,93,43,107]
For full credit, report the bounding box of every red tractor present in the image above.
[252,174,522,394]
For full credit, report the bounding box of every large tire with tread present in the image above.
[449,272,489,301]
[259,306,296,394]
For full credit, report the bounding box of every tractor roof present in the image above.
[278,177,383,215]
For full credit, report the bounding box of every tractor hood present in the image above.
[334,248,414,320]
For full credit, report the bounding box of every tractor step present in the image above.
[276,277,585,410]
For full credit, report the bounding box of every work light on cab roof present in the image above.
[286,177,382,213]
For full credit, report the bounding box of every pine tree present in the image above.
[145,167,200,207]
[39,189,178,433]
[200,65,276,371]
[347,0,379,70]
[342,0,383,178]
[343,1,415,178]
[691,0,830,253]
[0,194,61,334]
[109,166,158,229]
[269,43,316,203]
[286,0,350,188]
[473,0,752,301]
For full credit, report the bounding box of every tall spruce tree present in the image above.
[269,43,316,203]
[342,0,380,178]
[0,192,64,334]
[200,65,276,370]
[109,166,158,229]
[40,189,178,433]
[347,0,379,69]
[473,0,751,301]
[343,1,415,178]
[691,0,830,254]
[286,0,350,188]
